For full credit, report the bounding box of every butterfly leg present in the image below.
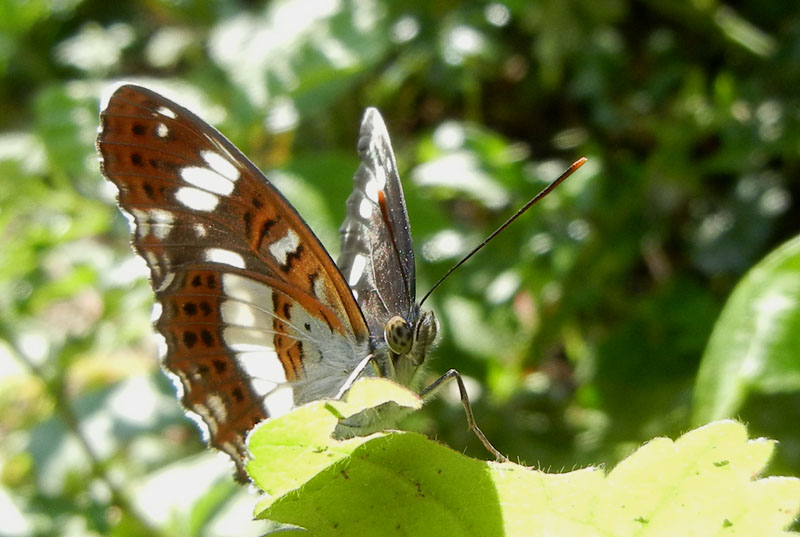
[420,369,509,463]
[334,353,376,400]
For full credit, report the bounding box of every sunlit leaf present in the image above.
[250,382,800,536]
[693,235,800,424]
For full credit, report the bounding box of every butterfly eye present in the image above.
[384,315,413,354]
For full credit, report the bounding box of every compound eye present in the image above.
[384,315,413,354]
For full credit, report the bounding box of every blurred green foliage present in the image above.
[1,0,798,535]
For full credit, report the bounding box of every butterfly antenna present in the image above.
[419,157,587,307]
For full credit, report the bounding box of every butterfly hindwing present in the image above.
[97,84,370,479]
[339,108,416,336]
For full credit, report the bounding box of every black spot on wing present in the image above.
[183,331,198,349]
[279,244,304,273]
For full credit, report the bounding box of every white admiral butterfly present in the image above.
[97,85,543,480]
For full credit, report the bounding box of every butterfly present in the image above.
[96,84,507,481]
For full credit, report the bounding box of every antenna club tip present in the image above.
[420,157,587,306]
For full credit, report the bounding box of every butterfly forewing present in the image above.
[97,84,370,479]
[339,109,416,335]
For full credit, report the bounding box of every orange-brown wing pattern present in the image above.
[97,84,370,480]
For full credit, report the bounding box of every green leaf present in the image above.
[207,0,390,115]
[249,380,800,536]
[246,377,422,504]
[693,235,800,424]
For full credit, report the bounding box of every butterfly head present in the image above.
[382,308,438,386]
